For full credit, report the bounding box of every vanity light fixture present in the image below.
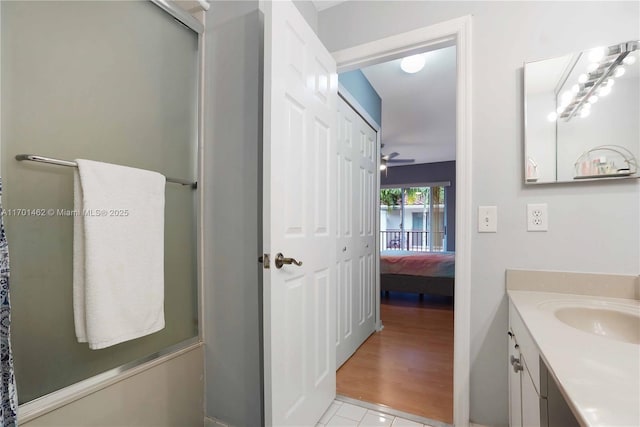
[598,85,612,97]
[552,41,638,122]
[587,47,606,62]
[400,54,426,74]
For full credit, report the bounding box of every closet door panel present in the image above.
[335,96,376,367]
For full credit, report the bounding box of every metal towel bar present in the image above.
[15,154,197,188]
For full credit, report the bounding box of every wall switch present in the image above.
[478,206,498,233]
[527,203,548,231]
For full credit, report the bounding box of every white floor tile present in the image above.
[320,402,343,424]
[327,414,360,427]
[391,417,423,427]
[359,412,394,427]
[336,402,368,422]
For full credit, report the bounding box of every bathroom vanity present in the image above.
[506,270,640,427]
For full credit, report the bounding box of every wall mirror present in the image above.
[524,41,639,184]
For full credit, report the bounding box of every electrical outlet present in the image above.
[527,203,548,231]
[478,206,497,233]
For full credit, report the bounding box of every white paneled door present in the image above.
[336,96,378,367]
[262,1,338,426]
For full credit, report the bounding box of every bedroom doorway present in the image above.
[332,29,461,426]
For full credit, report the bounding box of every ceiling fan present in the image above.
[380,144,415,171]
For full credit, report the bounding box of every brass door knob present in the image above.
[275,253,303,269]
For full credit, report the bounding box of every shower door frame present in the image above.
[13,0,205,422]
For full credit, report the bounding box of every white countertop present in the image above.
[508,290,640,427]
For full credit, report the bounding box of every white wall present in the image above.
[318,2,640,425]
[203,2,264,426]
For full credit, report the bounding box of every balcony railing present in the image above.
[380,230,446,252]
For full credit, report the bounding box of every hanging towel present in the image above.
[0,178,18,426]
[73,160,165,350]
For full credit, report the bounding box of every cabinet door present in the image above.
[522,368,541,427]
[508,332,522,427]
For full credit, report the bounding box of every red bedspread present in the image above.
[380,251,455,278]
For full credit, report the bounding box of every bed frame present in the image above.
[380,274,454,297]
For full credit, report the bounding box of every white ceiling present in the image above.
[361,46,457,165]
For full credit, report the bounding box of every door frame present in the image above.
[332,15,473,426]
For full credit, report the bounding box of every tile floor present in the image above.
[317,400,436,427]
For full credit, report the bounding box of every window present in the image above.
[380,185,447,251]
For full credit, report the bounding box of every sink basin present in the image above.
[554,306,640,344]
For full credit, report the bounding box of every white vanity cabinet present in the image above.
[508,302,542,427]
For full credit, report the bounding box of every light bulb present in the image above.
[589,95,599,104]
[400,55,426,74]
[588,47,605,62]
[582,102,591,110]
[572,84,580,93]
[598,85,612,97]
[547,112,558,122]
[587,63,599,73]
[623,55,636,66]
[561,90,573,103]
[614,66,625,77]
[578,74,588,83]
[606,78,615,87]
[379,163,387,171]
[580,108,591,118]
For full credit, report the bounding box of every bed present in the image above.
[380,250,455,297]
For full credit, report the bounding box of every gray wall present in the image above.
[293,0,318,33]
[381,161,456,251]
[339,70,382,125]
[203,2,263,426]
[318,2,640,425]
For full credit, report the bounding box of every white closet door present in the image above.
[336,96,377,368]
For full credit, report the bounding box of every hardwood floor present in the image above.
[336,292,454,424]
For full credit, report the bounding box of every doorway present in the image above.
[261,3,472,425]
[334,44,457,425]
[330,16,473,427]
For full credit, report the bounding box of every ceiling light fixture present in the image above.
[400,54,426,74]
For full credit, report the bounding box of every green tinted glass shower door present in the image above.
[1,1,199,403]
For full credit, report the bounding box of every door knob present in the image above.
[510,355,524,373]
[275,253,303,269]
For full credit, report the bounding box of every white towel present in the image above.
[73,159,165,350]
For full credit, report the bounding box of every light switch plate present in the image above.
[478,206,497,233]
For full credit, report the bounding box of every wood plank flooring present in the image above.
[336,292,454,424]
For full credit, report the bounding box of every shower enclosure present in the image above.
[0,0,201,410]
